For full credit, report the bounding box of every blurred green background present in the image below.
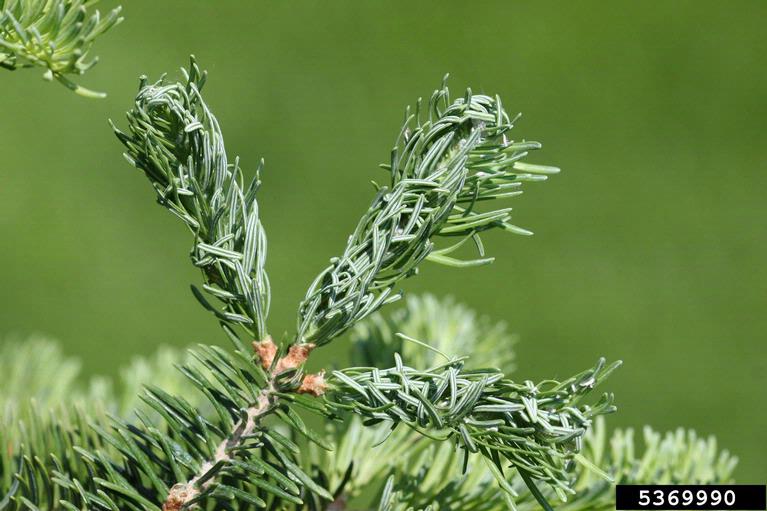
[1,1,765,481]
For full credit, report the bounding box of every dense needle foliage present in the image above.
[0,299,736,510]
[0,13,739,508]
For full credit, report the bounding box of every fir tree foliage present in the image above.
[0,0,122,97]
[0,56,736,510]
[1,299,736,510]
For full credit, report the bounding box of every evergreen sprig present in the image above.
[113,58,270,341]
[296,79,558,348]
[0,338,206,511]
[329,356,619,509]
[0,0,122,97]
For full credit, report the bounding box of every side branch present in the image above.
[114,57,270,340]
[327,355,621,508]
[296,83,559,348]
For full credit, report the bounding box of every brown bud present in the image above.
[274,343,316,374]
[252,336,277,370]
[163,483,198,511]
[298,371,328,397]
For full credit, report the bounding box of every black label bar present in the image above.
[616,485,766,510]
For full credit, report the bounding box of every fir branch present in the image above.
[0,0,122,97]
[327,355,620,507]
[309,404,737,511]
[113,57,271,342]
[141,342,333,511]
[305,295,521,506]
[3,50,645,511]
[296,82,558,347]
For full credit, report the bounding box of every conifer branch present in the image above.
[113,57,271,341]
[0,0,122,97]
[1,296,738,510]
[2,55,641,511]
[296,80,558,348]
[328,355,620,508]
[0,338,209,511]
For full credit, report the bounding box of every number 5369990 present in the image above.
[637,489,735,507]
[616,485,765,510]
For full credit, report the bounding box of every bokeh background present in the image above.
[1,1,765,481]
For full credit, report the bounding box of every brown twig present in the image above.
[162,338,326,510]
